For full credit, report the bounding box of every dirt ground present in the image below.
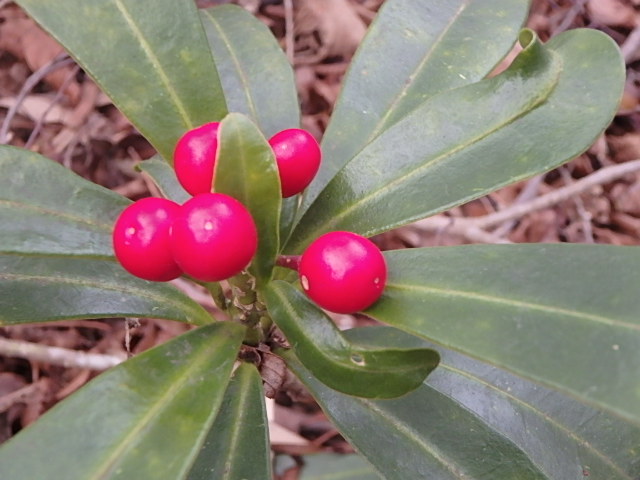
[1,0,640,465]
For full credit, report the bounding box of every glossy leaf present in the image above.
[0,254,212,326]
[366,244,640,426]
[16,0,227,161]
[301,0,530,213]
[0,322,245,480]
[136,156,191,204]
[0,146,128,258]
[187,363,272,480]
[348,327,640,480]
[274,454,381,480]
[200,4,299,138]
[215,113,281,285]
[263,281,439,398]
[289,29,624,251]
[286,351,547,480]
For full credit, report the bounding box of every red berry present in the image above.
[173,122,219,196]
[170,193,258,282]
[112,197,182,282]
[299,231,387,314]
[269,128,321,198]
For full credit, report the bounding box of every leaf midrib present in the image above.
[362,0,471,144]
[113,0,194,128]
[0,271,204,322]
[359,400,468,479]
[90,337,218,479]
[0,199,112,231]
[300,54,562,244]
[220,370,255,480]
[202,9,259,123]
[386,282,640,331]
[439,363,635,479]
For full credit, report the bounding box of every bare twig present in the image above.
[283,0,295,64]
[0,337,125,371]
[559,167,594,243]
[0,382,42,414]
[552,0,588,35]
[493,174,544,238]
[414,160,640,242]
[0,54,75,144]
[24,65,80,150]
[621,24,640,63]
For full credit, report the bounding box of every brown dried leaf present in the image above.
[295,0,366,62]
[609,133,640,163]
[0,14,81,103]
[587,0,637,28]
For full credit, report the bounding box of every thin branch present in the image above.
[559,166,594,243]
[283,0,295,64]
[24,65,80,150]
[0,337,125,371]
[621,24,640,63]
[0,382,42,414]
[413,160,640,242]
[0,54,75,144]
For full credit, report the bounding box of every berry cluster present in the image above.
[112,122,387,314]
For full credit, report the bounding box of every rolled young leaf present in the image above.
[214,113,281,285]
[0,146,128,258]
[186,363,272,480]
[15,0,227,161]
[0,322,245,480]
[288,28,624,252]
[301,0,531,215]
[347,327,640,480]
[286,351,547,480]
[367,244,640,427]
[263,280,439,399]
[0,254,212,326]
[200,4,300,139]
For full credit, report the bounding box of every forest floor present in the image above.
[1,0,639,473]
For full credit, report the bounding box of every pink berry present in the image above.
[170,193,258,282]
[173,122,220,196]
[112,197,182,282]
[268,128,321,198]
[299,231,387,314]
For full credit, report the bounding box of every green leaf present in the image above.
[286,350,547,480]
[136,156,191,204]
[366,244,640,427]
[187,363,272,480]
[16,0,227,161]
[348,327,640,480]
[0,254,212,325]
[274,454,381,480]
[200,4,300,138]
[263,281,439,398]
[215,113,281,285]
[0,322,245,480]
[301,0,530,214]
[0,146,128,258]
[288,29,624,252]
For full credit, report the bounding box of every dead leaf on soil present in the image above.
[294,0,366,63]
[587,0,637,28]
[0,9,81,103]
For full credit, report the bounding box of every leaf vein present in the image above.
[386,283,639,331]
[439,363,635,479]
[113,0,194,128]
